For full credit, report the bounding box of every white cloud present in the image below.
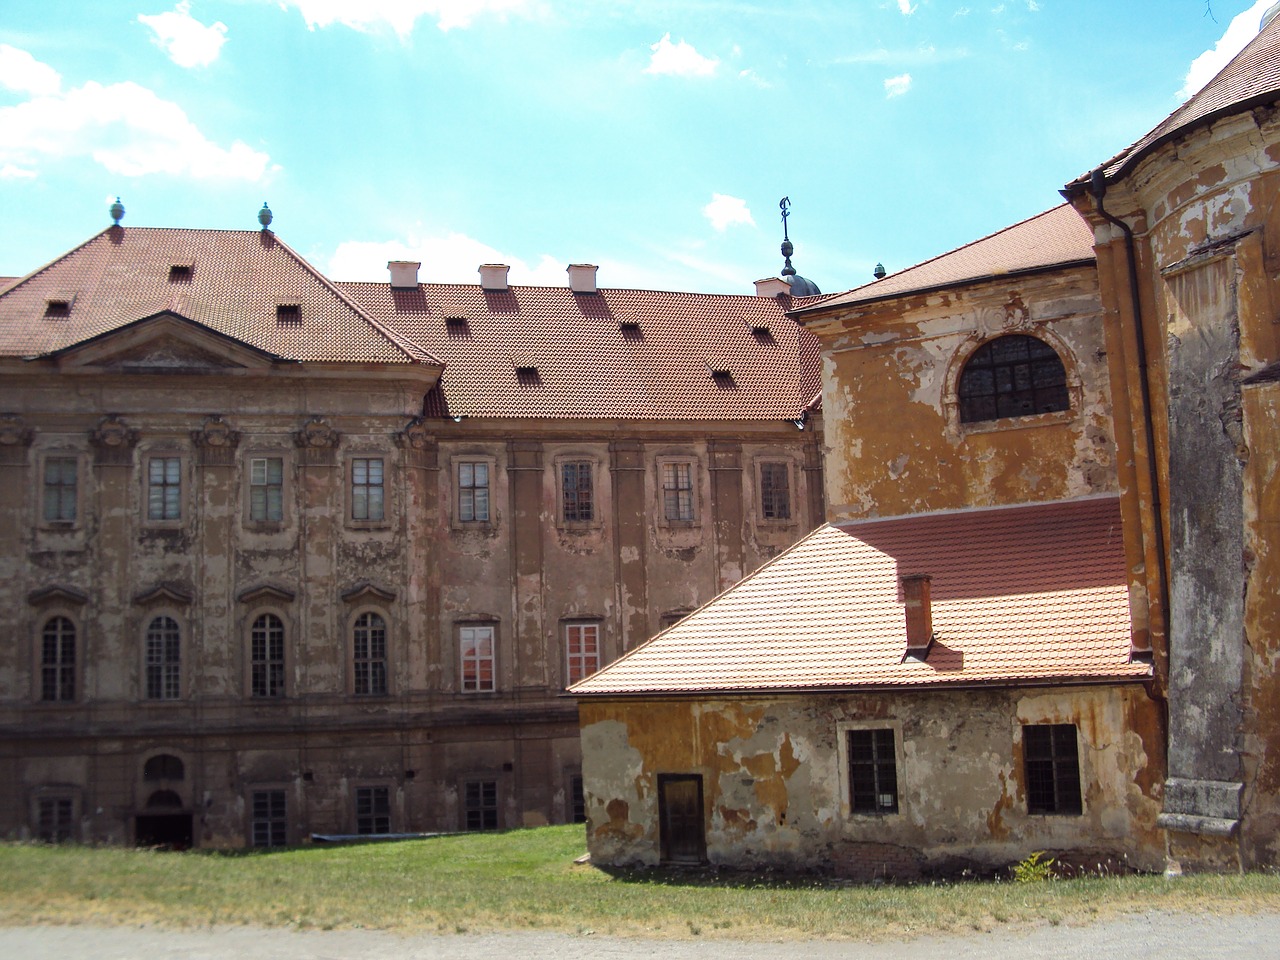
[896,0,918,14]
[645,33,719,77]
[0,48,270,181]
[277,0,535,38]
[835,44,966,66]
[138,1,228,68]
[954,6,971,16]
[0,44,62,97]
[327,232,565,285]
[1180,0,1273,100]
[1027,0,1040,10]
[884,72,913,98]
[702,194,755,232]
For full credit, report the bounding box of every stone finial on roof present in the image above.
[109,197,124,225]
[258,202,273,230]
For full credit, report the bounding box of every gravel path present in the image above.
[3,911,1280,960]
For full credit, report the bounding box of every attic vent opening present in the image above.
[710,369,736,389]
[168,264,192,283]
[619,320,642,340]
[751,324,776,344]
[515,365,541,387]
[44,299,71,319]
[445,316,470,338]
[276,303,301,325]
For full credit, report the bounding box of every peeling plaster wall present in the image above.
[811,266,1116,523]
[580,685,1163,877]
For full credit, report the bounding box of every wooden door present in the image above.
[658,774,705,863]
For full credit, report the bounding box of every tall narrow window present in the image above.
[460,624,495,692]
[43,457,77,522]
[356,786,390,834]
[759,462,791,520]
[458,461,490,522]
[41,617,75,702]
[561,461,593,522]
[565,622,600,686]
[251,613,285,697]
[249,457,284,522]
[465,780,498,831]
[145,616,181,700]
[37,797,75,842]
[1024,723,1082,814]
[570,775,586,824]
[848,728,899,814]
[351,458,384,521]
[662,462,694,521]
[251,790,287,848]
[958,335,1069,424]
[353,612,388,696]
[147,457,181,520]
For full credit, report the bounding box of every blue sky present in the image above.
[1,1,1274,294]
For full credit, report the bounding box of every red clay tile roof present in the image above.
[1066,13,1280,192]
[790,205,1095,316]
[340,282,823,420]
[571,496,1148,696]
[0,227,433,365]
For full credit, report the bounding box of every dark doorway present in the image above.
[135,813,193,849]
[658,773,705,864]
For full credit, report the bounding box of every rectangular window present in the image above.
[147,457,181,520]
[355,786,391,835]
[249,457,284,522]
[460,625,495,693]
[458,461,490,522]
[351,458,385,521]
[250,614,285,698]
[1024,723,1083,814]
[42,457,77,522]
[848,728,899,814]
[570,775,586,824]
[465,780,498,831]
[662,462,694,521]
[41,617,76,702]
[561,461,593,522]
[37,797,74,842]
[759,462,791,521]
[565,622,600,686]
[353,612,388,696]
[144,616,181,700]
[251,790,287,848]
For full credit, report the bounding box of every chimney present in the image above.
[479,263,510,291]
[754,277,791,298]
[388,261,421,289]
[567,263,598,294]
[901,574,934,656]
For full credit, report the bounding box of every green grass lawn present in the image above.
[2,825,1279,940]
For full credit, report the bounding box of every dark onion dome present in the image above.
[788,274,821,296]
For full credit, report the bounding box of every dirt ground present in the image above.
[2,910,1279,960]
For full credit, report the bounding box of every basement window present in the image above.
[44,299,71,319]
[275,304,301,325]
[168,264,193,282]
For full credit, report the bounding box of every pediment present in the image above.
[133,581,194,606]
[341,582,397,604]
[28,584,89,607]
[53,311,279,373]
[237,583,297,605]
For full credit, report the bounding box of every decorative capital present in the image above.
[90,414,140,464]
[191,415,240,449]
[294,417,341,450]
[394,416,435,451]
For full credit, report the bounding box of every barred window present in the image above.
[1024,723,1082,815]
[561,461,593,522]
[848,728,898,815]
[41,617,76,702]
[351,458,384,521]
[958,335,1069,424]
[356,786,390,834]
[662,462,694,521]
[252,790,288,848]
[145,616,181,700]
[353,612,388,696]
[43,457,77,522]
[759,462,791,520]
[465,780,498,831]
[250,613,285,697]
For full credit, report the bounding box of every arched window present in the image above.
[353,612,388,696]
[958,335,1069,424]
[143,754,185,781]
[145,616,181,700]
[251,614,285,697]
[41,617,76,702]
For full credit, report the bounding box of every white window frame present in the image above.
[564,621,601,687]
[459,623,496,693]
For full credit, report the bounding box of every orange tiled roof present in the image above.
[0,227,433,365]
[790,205,1095,317]
[1067,13,1280,192]
[571,496,1148,696]
[340,282,823,420]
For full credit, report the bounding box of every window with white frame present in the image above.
[351,458,385,522]
[251,790,288,848]
[147,457,182,520]
[353,612,388,696]
[355,786,390,834]
[42,457,77,522]
[249,457,284,522]
[458,461,490,523]
[565,622,600,686]
[250,613,285,697]
[40,616,75,702]
[144,616,181,700]
[661,461,695,521]
[459,624,495,692]
[848,728,899,815]
[561,460,593,523]
[759,461,791,521]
